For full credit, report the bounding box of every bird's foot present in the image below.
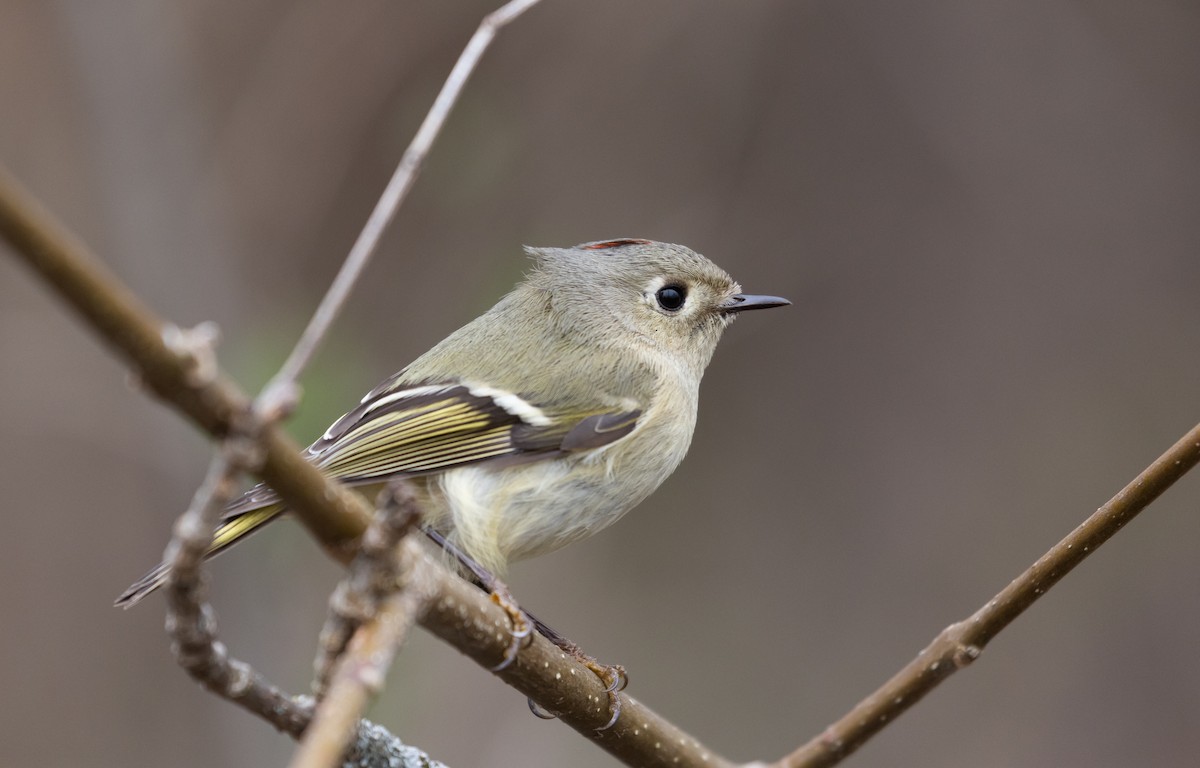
[489,586,533,672]
[556,639,627,731]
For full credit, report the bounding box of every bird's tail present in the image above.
[113,504,283,608]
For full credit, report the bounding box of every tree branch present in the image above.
[774,419,1200,767]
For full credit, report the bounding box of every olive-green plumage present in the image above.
[115,239,787,607]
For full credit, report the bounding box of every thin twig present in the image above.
[313,482,423,698]
[164,442,313,736]
[293,538,436,768]
[775,420,1200,768]
[263,0,543,398]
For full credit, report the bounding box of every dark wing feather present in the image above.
[560,410,641,451]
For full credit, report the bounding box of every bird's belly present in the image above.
[433,450,676,575]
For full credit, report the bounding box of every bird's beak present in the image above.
[721,293,791,313]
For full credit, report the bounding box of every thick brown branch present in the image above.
[776,420,1200,768]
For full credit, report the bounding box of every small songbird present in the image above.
[117,239,788,627]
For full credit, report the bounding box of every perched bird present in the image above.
[118,238,787,607]
[117,239,787,719]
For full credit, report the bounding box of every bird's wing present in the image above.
[219,381,640,522]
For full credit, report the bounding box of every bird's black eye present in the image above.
[655,284,687,311]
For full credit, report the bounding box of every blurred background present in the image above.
[2,1,1199,766]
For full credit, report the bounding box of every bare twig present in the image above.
[164,443,313,736]
[775,420,1200,768]
[264,0,543,397]
[293,538,436,768]
[313,482,423,698]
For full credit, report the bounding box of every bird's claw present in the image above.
[481,586,626,729]
[490,590,533,672]
[527,698,557,719]
[582,659,627,731]
[525,659,625,729]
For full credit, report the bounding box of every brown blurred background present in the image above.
[2,2,1199,766]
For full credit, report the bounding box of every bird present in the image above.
[116,238,788,723]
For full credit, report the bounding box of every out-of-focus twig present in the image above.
[774,420,1200,768]
[292,538,436,768]
[313,482,424,699]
